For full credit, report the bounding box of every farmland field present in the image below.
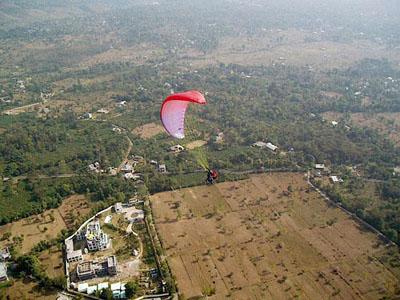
[0,194,91,253]
[152,173,400,299]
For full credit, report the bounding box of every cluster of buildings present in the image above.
[66,219,110,263]
[77,281,127,299]
[252,141,278,152]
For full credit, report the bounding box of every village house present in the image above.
[330,175,344,183]
[124,173,141,180]
[252,141,278,152]
[88,162,101,173]
[114,202,123,213]
[266,142,278,152]
[170,144,185,153]
[97,108,109,114]
[0,247,11,261]
[158,164,167,173]
[252,141,268,148]
[82,112,93,119]
[121,162,134,173]
[315,164,325,170]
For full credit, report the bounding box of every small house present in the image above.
[150,160,158,165]
[330,176,343,183]
[315,164,325,170]
[114,203,123,213]
[331,120,338,126]
[97,108,109,114]
[0,248,11,261]
[252,141,268,148]
[121,162,134,173]
[170,145,185,153]
[266,142,278,152]
[124,173,140,180]
[158,164,167,173]
[83,112,93,119]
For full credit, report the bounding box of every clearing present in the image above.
[132,122,165,139]
[152,173,400,299]
[186,140,207,150]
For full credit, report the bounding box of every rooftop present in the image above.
[77,261,93,274]
[0,262,7,278]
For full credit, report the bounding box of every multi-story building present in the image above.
[76,256,118,281]
[85,220,109,251]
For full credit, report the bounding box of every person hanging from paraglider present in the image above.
[206,168,218,184]
[160,90,217,184]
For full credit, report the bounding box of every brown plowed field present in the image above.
[152,173,400,299]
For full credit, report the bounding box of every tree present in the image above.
[125,281,139,299]
[100,288,113,300]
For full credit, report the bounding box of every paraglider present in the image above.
[160,90,218,183]
[160,90,206,139]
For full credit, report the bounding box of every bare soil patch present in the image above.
[152,173,400,299]
[186,140,207,150]
[38,245,64,278]
[132,122,165,139]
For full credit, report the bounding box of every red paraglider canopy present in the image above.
[160,90,207,139]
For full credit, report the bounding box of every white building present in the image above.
[170,145,185,153]
[0,262,7,282]
[315,164,325,170]
[124,173,140,180]
[158,164,167,173]
[266,142,278,152]
[0,248,11,261]
[252,141,268,148]
[121,162,134,173]
[330,176,343,183]
[85,220,110,251]
[114,203,123,213]
[83,112,93,119]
